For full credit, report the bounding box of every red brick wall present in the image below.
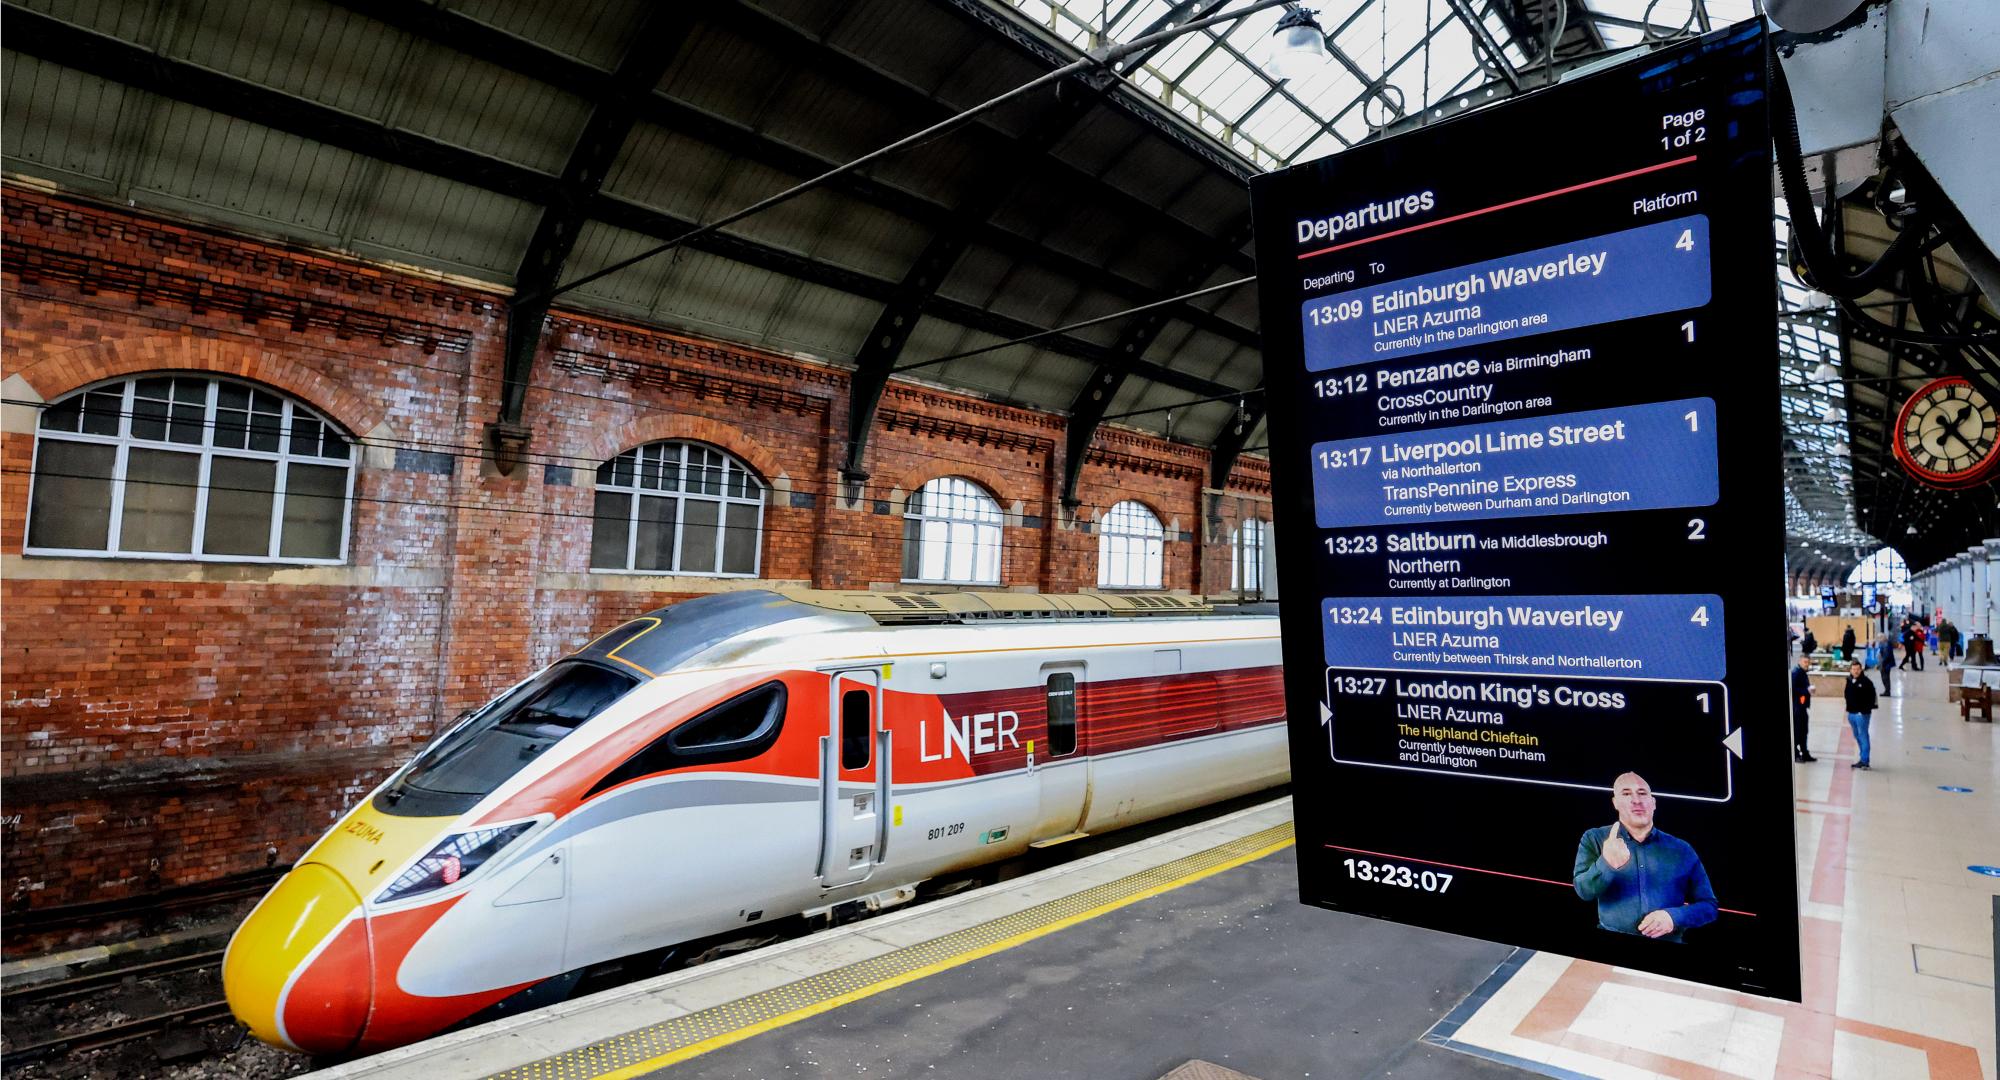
[0,186,1270,941]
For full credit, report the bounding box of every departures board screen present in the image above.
[1252,23,1800,1000]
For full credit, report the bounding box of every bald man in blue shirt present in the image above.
[1573,772,1718,941]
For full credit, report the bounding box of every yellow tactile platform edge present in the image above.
[490,820,1296,1080]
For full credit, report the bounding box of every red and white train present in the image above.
[222,589,1287,1054]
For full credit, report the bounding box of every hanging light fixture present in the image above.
[1809,361,1840,383]
[1263,7,1329,82]
[1820,401,1841,423]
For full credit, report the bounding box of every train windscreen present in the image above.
[376,661,639,816]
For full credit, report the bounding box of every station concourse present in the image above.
[0,1,1996,1079]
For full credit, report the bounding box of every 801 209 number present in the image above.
[928,822,965,840]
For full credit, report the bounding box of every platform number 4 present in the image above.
[1675,228,1695,252]
[1690,605,1711,627]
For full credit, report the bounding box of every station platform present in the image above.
[308,798,1519,1080]
[1427,660,1997,1080]
[311,664,1996,1080]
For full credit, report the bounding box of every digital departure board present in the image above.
[1253,23,1800,1000]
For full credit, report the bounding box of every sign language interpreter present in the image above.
[1572,772,1719,941]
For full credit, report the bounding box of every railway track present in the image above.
[1,947,240,1071]
[2,998,234,1065]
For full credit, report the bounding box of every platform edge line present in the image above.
[577,834,1297,1080]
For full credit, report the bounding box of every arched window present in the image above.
[902,476,1003,585]
[26,374,353,562]
[1097,500,1164,589]
[591,441,763,576]
[1231,518,1270,592]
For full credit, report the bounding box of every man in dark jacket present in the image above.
[1573,772,1718,941]
[1791,655,1817,762]
[1802,628,1819,657]
[1840,624,1857,661]
[1844,660,1876,769]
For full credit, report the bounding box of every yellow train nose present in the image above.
[223,863,371,1053]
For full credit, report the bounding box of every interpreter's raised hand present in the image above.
[1601,826,1631,870]
[1638,909,1676,938]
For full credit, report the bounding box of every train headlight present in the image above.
[374,822,534,904]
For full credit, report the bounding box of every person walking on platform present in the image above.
[1939,618,1958,667]
[1802,628,1818,658]
[1875,630,1895,696]
[1841,624,1857,662]
[1791,655,1818,763]
[1843,660,1876,770]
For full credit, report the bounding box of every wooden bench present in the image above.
[1961,684,1993,723]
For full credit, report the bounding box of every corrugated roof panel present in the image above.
[803,196,932,282]
[659,23,797,130]
[604,124,739,222]
[1164,172,1250,233]
[1143,326,1240,383]
[758,70,940,175]
[1098,135,1212,214]
[951,344,1092,407]
[897,314,994,372]
[446,0,647,70]
[822,0,989,99]
[862,136,989,214]
[1048,107,1142,179]
[128,101,369,236]
[563,219,683,313]
[970,263,1089,333]
[350,165,541,277]
[395,46,591,175]
[756,277,877,360]
[926,45,1048,136]
[935,244,1013,307]
[1,51,135,185]
[650,246,809,346]
[14,0,159,39]
[166,0,405,122]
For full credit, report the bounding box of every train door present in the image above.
[818,666,890,889]
[1026,662,1091,844]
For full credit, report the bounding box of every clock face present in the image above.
[1895,377,2000,488]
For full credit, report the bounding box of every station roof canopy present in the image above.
[0,0,1745,455]
[22,0,1986,559]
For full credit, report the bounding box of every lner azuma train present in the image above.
[223,589,1287,1053]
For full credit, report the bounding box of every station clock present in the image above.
[1893,376,2000,489]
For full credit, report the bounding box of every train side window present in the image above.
[585,681,787,798]
[1045,673,1077,757]
[840,688,871,770]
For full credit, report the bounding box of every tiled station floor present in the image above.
[1431,659,1998,1079]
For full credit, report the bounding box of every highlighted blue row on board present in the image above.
[1320,593,1728,681]
[1311,398,1718,529]
[1300,215,1711,370]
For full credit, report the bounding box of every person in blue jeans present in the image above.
[1843,659,1876,769]
[1573,772,1718,941]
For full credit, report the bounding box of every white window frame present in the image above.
[1097,499,1165,589]
[24,374,356,564]
[1231,518,1270,592]
[590,441,765,577]
[902,476,1004,586]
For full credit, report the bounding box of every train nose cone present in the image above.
[223,863,372,1053]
